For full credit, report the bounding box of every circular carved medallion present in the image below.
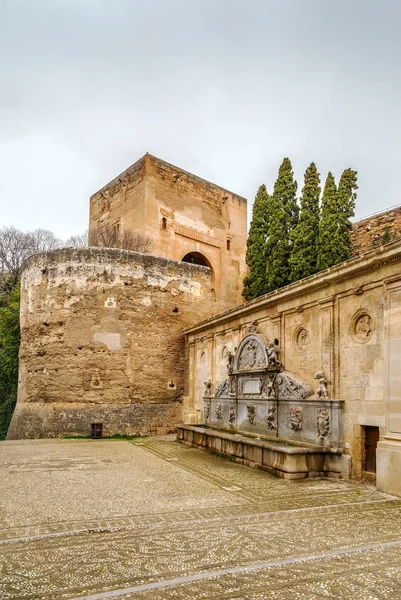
[295,326,310,352]
[350,310,374,343]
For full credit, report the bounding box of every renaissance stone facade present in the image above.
[89,153,248,313]
[7,247,213,439]
[7,154,401,497]
[184,240,401,496]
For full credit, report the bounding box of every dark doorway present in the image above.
[364,426,379,473]
[181,252,211,268]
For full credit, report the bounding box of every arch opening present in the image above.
[181,252,211,269]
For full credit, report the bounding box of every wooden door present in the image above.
[365,426,379,473]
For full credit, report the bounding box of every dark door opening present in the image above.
[364,426,379,473]
[181,252,211,268]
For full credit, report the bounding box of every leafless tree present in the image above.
[89,225,152,253]
[64,230,88,246]
[29,229,62,253]
[0,227,62,296]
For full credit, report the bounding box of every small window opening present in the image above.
[161,217,167,230]
[226,239,231,251]
[173,307,179,313]
[113,221,120,241]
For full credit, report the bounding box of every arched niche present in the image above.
[233,333,268,372]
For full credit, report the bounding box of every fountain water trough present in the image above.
[177,332,349,479]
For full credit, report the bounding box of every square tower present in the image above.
[89,154,248,312]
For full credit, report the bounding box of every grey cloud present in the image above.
[1,0,401,237]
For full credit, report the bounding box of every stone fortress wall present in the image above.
[7,247,213,439]
[351,205,401,255]
[184,240,401,496]
[89,153,248,314]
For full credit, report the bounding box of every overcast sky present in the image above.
[1,0,401,239]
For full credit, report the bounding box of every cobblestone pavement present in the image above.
[0,437,400,599]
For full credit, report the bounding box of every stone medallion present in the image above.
[350,310,374,343]
[294,326,310,352]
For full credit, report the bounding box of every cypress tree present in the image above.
[337,168,358,261]
[316,170,357,271]
[265,158,298,292]
[288,162,321,282]
[317,173,338,271]
[243,184,270,300]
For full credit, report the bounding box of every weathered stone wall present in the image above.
[351,206,401,256]
[184,240,401,495]
[89,153,248,313]
[7,248,212,439]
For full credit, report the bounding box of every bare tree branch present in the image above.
[64,231,88,246]
[0,227,62,297]
[89,225,152,253]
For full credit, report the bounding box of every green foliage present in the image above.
[243,184,271,300]
[316,173,340,271]
[336,168,358,260]
[382,225,394,244]
[265,158,298,292]
[0,283,20,439]
[288,162,321,282]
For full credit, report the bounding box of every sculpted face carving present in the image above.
[295,326,310,352]
[350,310,374,343]
[246,403,256,424]
[289,406,302,431]
[317,408,330,438]
[355,315,372,340]
[267,406,277,430]
[215,402,223,420]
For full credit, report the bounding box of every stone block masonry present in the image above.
[7,247,213,439]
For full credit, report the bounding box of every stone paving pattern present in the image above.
[0,437,400,599]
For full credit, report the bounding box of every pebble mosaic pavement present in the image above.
[0,437,400,599]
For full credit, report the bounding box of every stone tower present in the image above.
[89,153,248,313]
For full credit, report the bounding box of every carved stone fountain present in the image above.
[177,332,347,479]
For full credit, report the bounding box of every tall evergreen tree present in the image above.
[265,158,298,292]
[243,184,270,300]
[288,162,321,282]
[316,173,339,271]
[317,168,358,272]
[337,168,358,260]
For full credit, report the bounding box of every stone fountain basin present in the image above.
[176,425,349,480]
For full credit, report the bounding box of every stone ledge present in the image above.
[177,425,347,480]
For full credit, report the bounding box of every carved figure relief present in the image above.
[317,408,330,438]
[289,406,303,431]
[247,322,258,334]
[350,310,374,343]
[203,379,212,396]
[314,371,329,399]
[262,375,276,399]
[214,379,229,397]
[295,326,310,352]
[226,351,234,374]
[246,403,256,424]
[203,402,210,420]
[267,340,280,368]
[276,372,312,399]
[267,406,277,430]
[215,402,223,420]
[229,404,236,423]
[237,338,266,370]
[229,376,236,396]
